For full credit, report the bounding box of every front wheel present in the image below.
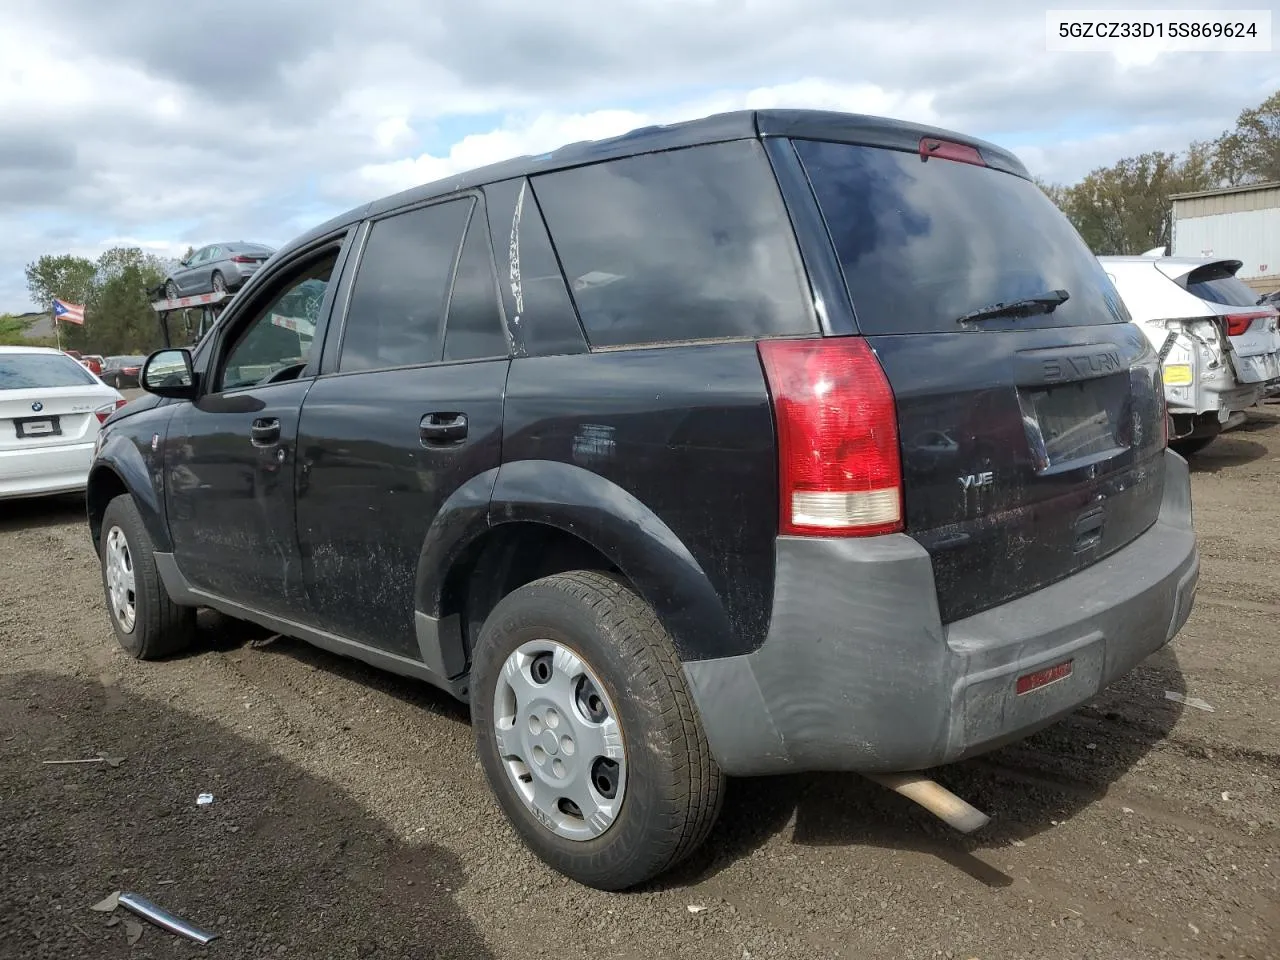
[471,570,724,890]
[99,494,197,660]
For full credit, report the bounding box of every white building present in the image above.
[1170,181,1280,296]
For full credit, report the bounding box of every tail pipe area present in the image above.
[863,772,991,833]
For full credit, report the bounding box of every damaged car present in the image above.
[1100,254,1280,455]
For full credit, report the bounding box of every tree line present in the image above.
[4,246,194,355]
[1037,90,1279,255]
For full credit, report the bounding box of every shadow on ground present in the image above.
[1185,436,1270,472]
[0,671,493,960]
[660,644,1187,891]
[0,493,87,534]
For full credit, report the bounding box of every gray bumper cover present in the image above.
[684,449,1200,776]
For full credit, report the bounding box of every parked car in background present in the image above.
[163,242,276,299]
[1100,254,1280,455]
[87,110,1198,890]
[79,354,105,376]
[100,355,148,390]
[1,346,126,500]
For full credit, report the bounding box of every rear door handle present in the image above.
[251,417,281,445]
[419,412,468,446]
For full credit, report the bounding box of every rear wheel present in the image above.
[471,570,724,890]
[211,271,227,294]
[99,494,196,660]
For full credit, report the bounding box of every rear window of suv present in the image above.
[1183,267,1264,308]
[794,140,1130,335]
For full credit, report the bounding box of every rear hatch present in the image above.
[1157,258,1280,384]
[794,138,1169,623]
[0,353,114,452]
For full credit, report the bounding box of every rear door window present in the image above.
[339,198,472,372]
[532,140,816,348]
[794,140,1130,334]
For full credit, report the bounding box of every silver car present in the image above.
[1100,253,1280,454]
[163,242,275,298]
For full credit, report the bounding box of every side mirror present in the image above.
[141,349,198,399]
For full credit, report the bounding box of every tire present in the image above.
[113,374,123,389]
[165,280,180,300]
[471,570,724,891]
[99,494,197,660]
[1171,435,1215,457]
[211,271,227,294]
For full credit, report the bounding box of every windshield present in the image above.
[0,354,99,390]
[795,139,1131,334]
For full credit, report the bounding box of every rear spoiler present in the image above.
[1156,258,1244,290]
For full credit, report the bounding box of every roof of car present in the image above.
[0,345,63,355]
[1099,255,1243,270]
[279,108,1032,259]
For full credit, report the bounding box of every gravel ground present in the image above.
[1,407,1278,960]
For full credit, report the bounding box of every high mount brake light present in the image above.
[919,137,987,167]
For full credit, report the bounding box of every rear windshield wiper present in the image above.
[955,289,1070,324]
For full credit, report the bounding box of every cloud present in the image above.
[1,0,1275,310]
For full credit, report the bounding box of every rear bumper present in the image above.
[684,448,1199,776]
[0,442,95,499]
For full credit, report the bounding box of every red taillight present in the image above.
[919,136,986,167]
[758,337,903,537]
[95,399,127,424]
[1224,311,1269,337]
[230,255,258,263]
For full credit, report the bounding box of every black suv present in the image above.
[88,110,1200,891]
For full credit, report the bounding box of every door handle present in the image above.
[251,417,281,445]
[419,412,468,446]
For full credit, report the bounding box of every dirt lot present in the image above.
[2,410,1278,960]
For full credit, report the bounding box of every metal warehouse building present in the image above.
[1170,181,1280,296]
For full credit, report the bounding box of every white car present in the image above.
[1099,254,1280,455]
[0,346,128,500]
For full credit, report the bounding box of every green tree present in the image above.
[23,254,96,350]
[1036,143,1216,255]
[84,247,170,354]
[23,248,169,354]
[1213,90,1280,185]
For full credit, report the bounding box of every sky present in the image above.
[2,0,1276,312]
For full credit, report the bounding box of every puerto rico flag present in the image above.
[52,298,85,325]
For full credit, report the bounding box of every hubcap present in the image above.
[104,526,137,633]
[493,640,626,841]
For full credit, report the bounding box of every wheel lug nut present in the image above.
[545,709,560,729]
[560,736,575,756]
[528,715,542,735]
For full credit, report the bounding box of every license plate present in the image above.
[1019,373,1128,471]
[15,416,60,438]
